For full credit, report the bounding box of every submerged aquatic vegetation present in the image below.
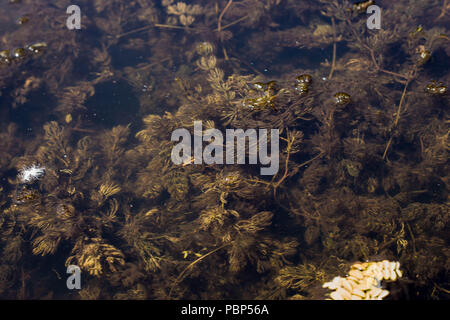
[0,0,448,300]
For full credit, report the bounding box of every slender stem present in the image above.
[406,222,417,254]
[116,23,196,39]
[272,131,295,197]
[116,2,247,40]
[215,15,249,32]
[72,128,96,134]
[328,17,337,80]
[393,81,410,127]
[435,0,449,21]
[367,44,409,80]
[218,0,234,60]
[246,178,272,186]
[382,68,416,160]
[168,244,230,298]
[154,23,193,30]
[115,25,153,39]
[218,0,233,34]
[433,283,450,294]
[379,68,409,80]
[139,57,172,71]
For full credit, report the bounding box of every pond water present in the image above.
[0,0,448,300]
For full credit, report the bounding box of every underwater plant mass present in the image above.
[0,0,448,300]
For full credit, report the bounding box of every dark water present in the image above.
[0,0,449,300]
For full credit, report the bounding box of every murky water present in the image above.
[0,0,448,300]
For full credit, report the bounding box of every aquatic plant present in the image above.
[0,0,448,300]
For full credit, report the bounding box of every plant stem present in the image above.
[382,68,416,160]
[328,17,337,80]
[168,243,230,299]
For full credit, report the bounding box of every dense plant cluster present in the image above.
[0,0,448,299]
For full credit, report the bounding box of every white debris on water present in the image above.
[18,164,46,183]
